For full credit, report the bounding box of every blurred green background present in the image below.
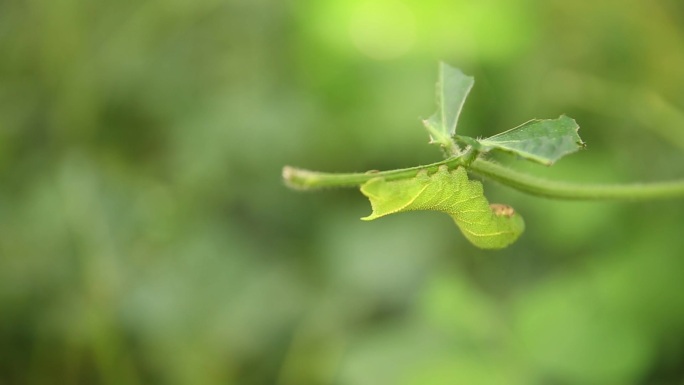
[2,0,684,384]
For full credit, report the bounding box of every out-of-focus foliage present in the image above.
[1,0,683,384]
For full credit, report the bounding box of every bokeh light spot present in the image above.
[348,1,416,60]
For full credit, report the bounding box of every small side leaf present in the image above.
[423,62,474,148]
[360,166,524,249]
[477,115,585,165]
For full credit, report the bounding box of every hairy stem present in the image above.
[282,157,464,189]
[283,159,684,200]
[468,159,684,200]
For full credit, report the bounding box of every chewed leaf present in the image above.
[478,115,585,165]
[423,62,474,148]
[360,166,524,249]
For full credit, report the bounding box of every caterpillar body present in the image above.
[360,165,524,249]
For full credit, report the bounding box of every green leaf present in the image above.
[477,115,585,165]
[423,62,474,148]
[360,166,524,249]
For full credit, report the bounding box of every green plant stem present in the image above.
[469,159,684,200]
[282,157,464,189]
[283,159,684,200]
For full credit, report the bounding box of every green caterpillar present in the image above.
[360,165,524,249]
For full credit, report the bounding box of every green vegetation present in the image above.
[2,1,684,384]
[284,63,684,248]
